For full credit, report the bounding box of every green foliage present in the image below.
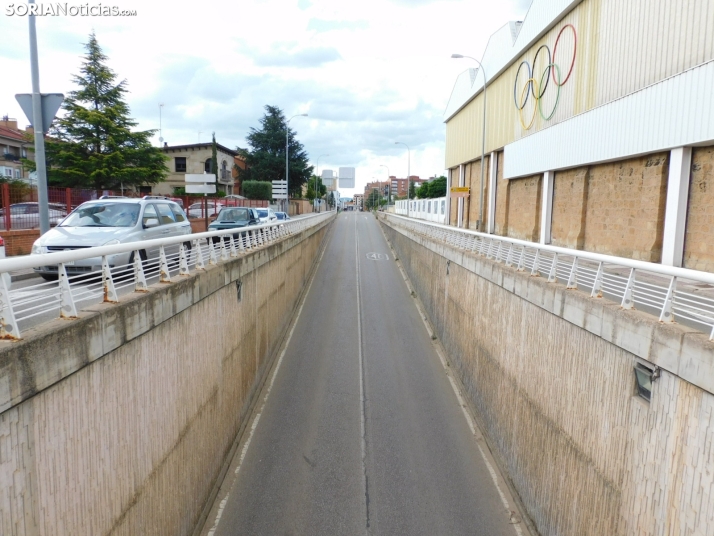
[44,33,167,190]
[408,179,416,199]
[365,188,382,210]
[416,176,447,199]
[211,132,218,176]
[243,180,272,200]
[237,105,312,198]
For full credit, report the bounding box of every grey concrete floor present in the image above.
[201,211,526,536]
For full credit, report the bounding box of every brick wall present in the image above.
[1,229,40,256]
[683,146,714,272]
[551,167,589,250]
[583,153,668,262]
[503,173,542,242]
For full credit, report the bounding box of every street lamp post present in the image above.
[394,142,410,217]
[379,164,390,207]
[159,103,164,146]
[452,54,487,231]
[286,113,308,213]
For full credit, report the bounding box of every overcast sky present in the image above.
[1,0,532,197]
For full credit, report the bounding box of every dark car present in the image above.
[207,207,260,241]
[275,211,290,221]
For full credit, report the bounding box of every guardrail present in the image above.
[0,212,334,339]
[383,213,714,340]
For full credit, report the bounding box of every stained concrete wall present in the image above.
[0,216,332,536]
[380,214,714,536]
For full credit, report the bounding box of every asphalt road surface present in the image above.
[202,211,526,536]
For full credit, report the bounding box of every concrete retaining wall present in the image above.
[0,216,333,536]
[380,215,714,536]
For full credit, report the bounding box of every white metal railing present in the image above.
[0,212,334,339]
[383,213,714,340]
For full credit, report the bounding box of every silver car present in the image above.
[31,197,191,280]
[255,208,277,224]
[0,202,68,230]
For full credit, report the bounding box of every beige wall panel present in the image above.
[583,153,668,261]
[684,146,714,272]
[445,0,714,171]
[596,0,714,108]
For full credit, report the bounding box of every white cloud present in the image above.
[0,0,530,196]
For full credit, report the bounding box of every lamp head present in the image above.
[451,54,464,58]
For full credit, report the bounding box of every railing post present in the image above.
[102,256,118,302]
[591,262,604,298]
[220,236,229,261]
[505,244,513,267]
[134,250,148,291]
[621,268,636,309]
[566,257,578,289]
[531,249,541,276]
[0,273,20,339]
[58,264,78,318]
[548,253,558,283]
[208,239,218,265]
[659,276,676,323]
[195,240,206,270]
[179,244,190,275]
[229,235,238,257]
[159,245,172,282]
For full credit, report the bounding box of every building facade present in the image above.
[157,142,239,196]
[0,117,34,181]
[444,0,714,273]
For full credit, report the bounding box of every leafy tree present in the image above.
[365,188,382,210]
[210,132,218,176]
[430,175,447,197]
[238,105,312,198]
[45,32,166,190]
[243,180,272,200]
[408,179,416,199]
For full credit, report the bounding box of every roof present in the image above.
[0,125,29,143]
[162,142,238,157]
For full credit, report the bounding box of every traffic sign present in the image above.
[15,93,64,134]
[185,173,216,183]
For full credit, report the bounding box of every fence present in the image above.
[0,183,268,233]
[383,213,714,340]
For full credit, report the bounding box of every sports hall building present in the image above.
[444,0,714,271]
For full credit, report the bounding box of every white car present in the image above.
[187,201,224,219]
[31,196,191,280]
[255,208,277,224]
[0,202,68,230]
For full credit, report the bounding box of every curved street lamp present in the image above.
[452,54,486,230]
[379,164,390,206]
[394,142,410,217]
[286,113,308,211]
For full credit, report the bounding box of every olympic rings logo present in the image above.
[513,24,577,130]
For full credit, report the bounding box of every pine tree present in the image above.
[238,105,312,198]
[46,32,167,190]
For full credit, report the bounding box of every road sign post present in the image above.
[185,173,216,228]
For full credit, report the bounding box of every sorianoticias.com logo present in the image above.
[5,3,137,16]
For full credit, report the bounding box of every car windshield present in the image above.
[216,208,250,222]
[60,202,140,227]
[257,209,268,217]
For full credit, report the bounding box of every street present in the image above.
[201,211,525,536]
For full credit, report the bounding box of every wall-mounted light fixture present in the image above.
[634,359,660,402]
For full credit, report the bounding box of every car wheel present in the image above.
[40,274,58,281]
[128,249,148,265]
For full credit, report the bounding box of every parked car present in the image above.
[0,202,68,230]
[187,201,224,218]
[255,208,277,224]
[207,207,260,241]
[30,197,191,280]
[275,212,290,221]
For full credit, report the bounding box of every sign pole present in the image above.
[28,2,49,234]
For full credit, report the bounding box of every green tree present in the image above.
[238,105,312,198]
[211,132,218,177]
[429,176,447,198]
[365,188,381,210]
[45,32,166,190]
[416,181,430,199]
[408,179,416,199]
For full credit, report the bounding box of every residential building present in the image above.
[353,194,364,210]
[390,176,425,198]
[0,117,34,181]
[156,142,239,196]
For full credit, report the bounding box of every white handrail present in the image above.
[0,212,334,339]
[383,213,714,340]
[386,213,714,285]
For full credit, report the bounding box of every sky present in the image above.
[0,0,532,198]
